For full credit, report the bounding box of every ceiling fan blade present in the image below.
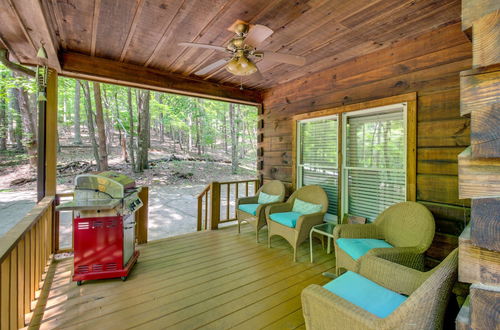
[178,42,226,52]
[262,51,306,66]
[253,67,264,80]
[245,24,274,47]
[194,59,228,75]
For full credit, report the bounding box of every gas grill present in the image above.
[57,171,143,285]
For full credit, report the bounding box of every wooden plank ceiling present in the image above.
[0,0,461,93]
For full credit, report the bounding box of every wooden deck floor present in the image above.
[30,225,335,329]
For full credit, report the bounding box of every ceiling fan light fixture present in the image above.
[225,55,257,76]
[234,23,249,36]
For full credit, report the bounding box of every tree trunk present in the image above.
[195,100,201,155]
[17,87,37,167]
[187,113,193,152]
[81,81,100,169]
[73,80,82,144]
[229,103,238,174]
[11,92,23,151]
[127,88,136,171]
[136,89,150,172]
[92,82,108,170]
[0,76,7,151]
[223,109,228,154]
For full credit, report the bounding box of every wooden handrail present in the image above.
[0,196,55,329]
[196,178,260,231]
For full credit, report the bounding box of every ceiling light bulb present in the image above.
[226,58,240,74]
[238,56,250,68]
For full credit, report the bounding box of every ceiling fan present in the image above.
[179,20,306,77]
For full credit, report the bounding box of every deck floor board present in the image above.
[33,225,335,329]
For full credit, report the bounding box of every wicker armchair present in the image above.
[302,248,458,330]
[236,180,286,242]
[266,185,328,261]
[334,202,435,274]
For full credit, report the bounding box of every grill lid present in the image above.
[75,171,136,199]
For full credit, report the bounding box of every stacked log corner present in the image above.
[456,4,500,329]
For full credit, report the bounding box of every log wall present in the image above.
[259,22,472,264]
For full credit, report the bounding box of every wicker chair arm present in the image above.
[367,246,426,270]
[237,195,259,206]
[255,202,281,217]
[358,255,427,296]
[333,223,380,240]
[302,285,381,329]
[296,212,325,231]
[265,202,293,216]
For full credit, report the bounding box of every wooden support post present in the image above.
[136,186,149,244]
[46,70,57,197]
[210,182,220,230]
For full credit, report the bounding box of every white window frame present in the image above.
[340,103,408,219]
[296,114,339,222]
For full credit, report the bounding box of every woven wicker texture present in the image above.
[334,202,435,274]
[301,248,458,330]
[236,180,286,242]
[266,185,329,261]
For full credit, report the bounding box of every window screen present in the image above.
[343,110,406,221]
[297,117,338,216]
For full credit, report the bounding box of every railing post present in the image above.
[197,195,202,231]
[210,181,221,230]
[255,179,260,193]
[136,186,149,244]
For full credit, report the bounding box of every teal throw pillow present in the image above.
[292,198,322,215]
[258,192,280,204]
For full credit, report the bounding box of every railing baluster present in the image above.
[226,184,230,221]
[1,254,10,329]
[204,192,208,230]
[235,183,239,219]
[17,238,25,328]
[24,231,30,316]
[245,182,249,196]
[10,246,18,329]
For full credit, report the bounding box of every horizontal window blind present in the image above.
[344,109,406,221]
[298,117,338,216]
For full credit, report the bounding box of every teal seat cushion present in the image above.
[258,192,280,204]
[292,198,322,215]
[269,212,301,228]
[238,203,259,216]
[337,238,393,261]
[323,271,407,318]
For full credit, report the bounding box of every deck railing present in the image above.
[0,197,55,329]
[197,179,260,230]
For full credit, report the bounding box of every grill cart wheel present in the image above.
[121,276,127,281]
[77,281,83,286]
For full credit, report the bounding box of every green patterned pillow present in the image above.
[292,198,322,215]
[258,192,280,204]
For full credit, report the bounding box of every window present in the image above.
[293,95,416,223]
[342,104,407,221]
[296,115,338,220]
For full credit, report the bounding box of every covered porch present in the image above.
[0,0,499,329]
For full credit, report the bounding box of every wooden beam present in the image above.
[469,283,500,329]
[459,225,500,286]
[472,10,500,68]
[45,69,57,196]
[60,52,262,105]
[471,198,500,252]
[458,147,500,199]
[462,0,500,31]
